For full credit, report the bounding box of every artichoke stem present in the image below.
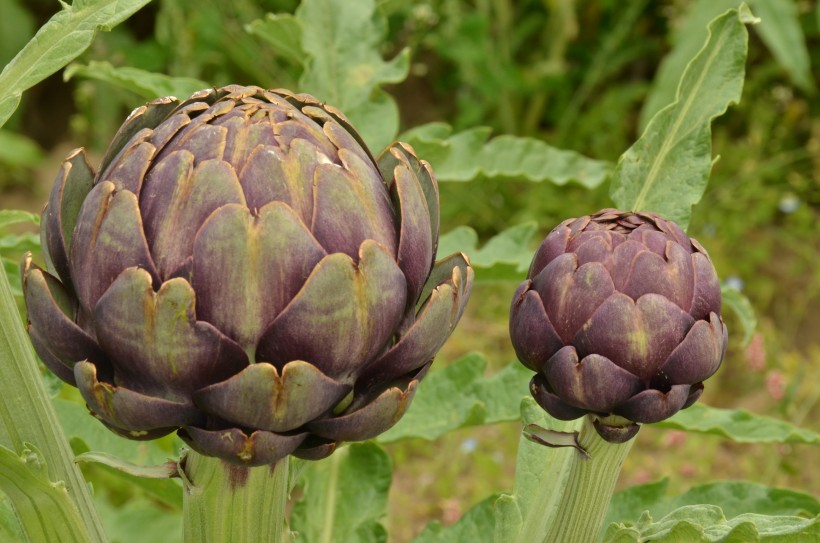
[180,450,291,543]
[542,414,635,543]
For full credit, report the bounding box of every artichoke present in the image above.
[510,209,726,442]
[22,85,473,466]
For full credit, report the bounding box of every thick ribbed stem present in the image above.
[542,415,635,543]
[0,262,109,542]
[181,451,290,543]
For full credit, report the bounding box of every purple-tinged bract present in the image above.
[22,85,473,466]
[510,209,726,442]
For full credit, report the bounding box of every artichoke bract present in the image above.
[22,85,473,466]
[510,209,726,442]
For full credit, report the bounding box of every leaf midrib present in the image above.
[631,19,732,212]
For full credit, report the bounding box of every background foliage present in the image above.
[0,0,818,542]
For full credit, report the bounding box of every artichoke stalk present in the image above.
[21,85,473,468]
[510,208,727,442]
[510,209,727,543]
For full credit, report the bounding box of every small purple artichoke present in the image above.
[510,209,726,442]
[21,85,473,465]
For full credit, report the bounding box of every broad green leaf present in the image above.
[402,122,611,188]
[606,480,820,530]
[642,0,812,128]
[412,496,497,543]
[94,496,181,543]
[64,61,209,100]
[291,442,390,543]
[1,231,39,298]
[721,286,757,346]
[0,445,89,543]
[0,131,43,168]
[437,223,536,282]
[53,398,178,465]
[377,354,489,443]
[657,404,820,444]
[379,354,820,446]
[0,493,24,543]
[603,505,820,542]
[611,6,753,229]
[0,0,151,128]
[0,233,39,253]
[295,0,409,152]
[345,88,402,161]
[377,355,531,443]
[0,209,39,229]
[246,13,305,66]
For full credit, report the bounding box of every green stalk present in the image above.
[542,415,635,543]
[0,262,109,542]
[180,450,291,543]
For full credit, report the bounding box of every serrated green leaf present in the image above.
[0,444,89,543]
[642,0,813,130]
[401,122,611,188]
[611,7,751,229]
[412,496,497,543]
[377,354,490,443]
[0,209,39,229]
[437,223,536,282]
[0,0,151,128]
[721,286,757,346]
[246,13,305,66]
[604,504,820,542]
[295,0,408,152]
[64,61,209,100]
[291,443,390,543]
[606,480,820,531]
[0,131,43,168]
[656,404,820,444]
[377,355,531,443]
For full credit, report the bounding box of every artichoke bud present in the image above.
[22,85,473,466]
[510,208,727,443]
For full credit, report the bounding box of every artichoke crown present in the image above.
[510,209,726,441]
[23,86,473,465]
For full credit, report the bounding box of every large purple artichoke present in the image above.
[510,209,726,442]
[21,85,473,466]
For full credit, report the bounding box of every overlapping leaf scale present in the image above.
[511,210,727,434]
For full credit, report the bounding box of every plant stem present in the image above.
[0,261,109,542]
[542,415,635,543]
[181,450,291,543]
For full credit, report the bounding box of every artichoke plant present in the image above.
[22,85,473,466]
[510,209,726,442]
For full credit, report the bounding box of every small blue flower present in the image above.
[724,276,744,292]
